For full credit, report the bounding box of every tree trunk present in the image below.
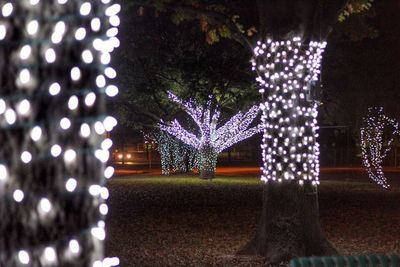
[199,144,218,179]
[238,181,337,264]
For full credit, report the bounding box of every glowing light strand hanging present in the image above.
[360,107,399,188]
[252,37,326,185]
[153,131,199,175]
[0,0,120,266]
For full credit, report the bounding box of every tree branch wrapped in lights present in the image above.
[160,91,260,179]
[360,107,399,189]
[0,0,119,266]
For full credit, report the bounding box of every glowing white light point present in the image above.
[27,20,39,35]
[80,123,91,138]
[84,92,96,106]
[50,144,62,157]
[20,45,32,60]
[13,190,24,202]
[18,250,30,264]
[39,198,52,213]
[30,126,42,141]
[65,178,77,192]
[21,151,32,163]
[2,3,13,17]
[69,240,80,254]
[49,82,61,95]
[64,149,77,162]
[68,96,79,110]
[71,67,81,81]
[60,117,71,130]
[104,166,114,179]
[44,247,56,262]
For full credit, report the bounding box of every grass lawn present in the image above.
[105,173,400,267]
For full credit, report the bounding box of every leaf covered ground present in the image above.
[105,171,400,266]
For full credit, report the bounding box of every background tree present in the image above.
[160,92,260,179]
[153,131,200,175]
[360,107,399,189]
[125,0,376,263]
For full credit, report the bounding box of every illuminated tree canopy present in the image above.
[160,91,260,179]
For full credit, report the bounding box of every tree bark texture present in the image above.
[199,144,217,179]
[238,181,337,263]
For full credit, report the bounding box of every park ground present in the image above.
[105,167,400,266]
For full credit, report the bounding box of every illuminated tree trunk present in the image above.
[0,1,119,266]
[238,0,349,261]
[199,143,218,179]
[239,39,337,263]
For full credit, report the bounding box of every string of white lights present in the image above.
[252,37,326,185]
[0,0,119,266]
[160,91,260,176]
[360,107,399,188]
[153,131,199,175]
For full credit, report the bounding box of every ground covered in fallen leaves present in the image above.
[105,171,400,266]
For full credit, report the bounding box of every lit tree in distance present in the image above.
[160,91,260,179]
[154,131,200,176]
[0,1,120,266]
[360,107,399,188]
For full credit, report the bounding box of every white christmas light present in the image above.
[17,99,30,115]
[105,85,118,97]
[82,49,94,63]
[20,45,32,60]
[13,189,24,202]
[18,250,30,265]
[64,149,77,162]
[45,48,56,63]
[0,25,6,40]
[69,240,80,254]
[0,99,5,114]
[84,92,96,106]
[91,226,105,241]
[50,144,62,157]
[101,138,113,150]
[2,3,13,17]
[43,247,56,262]
[30,126,42,141]
[75,27,86,40]
[104,166,114,179]
[49,82,61,96]
[27,20,39,35]
[60,117,71,130]
[0,164,7,180]
[68,96,79,110]
[80,2,92,16]
[71,67,81,81]
[80,123,91,138]
[21,151,32,163]
[19,69,31,84]
[39,198,52,213]
[65,178,77,192]
[89,185,101,196]
[91,18,101,32]
[94,121,105,135]
[99,203,108,215]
